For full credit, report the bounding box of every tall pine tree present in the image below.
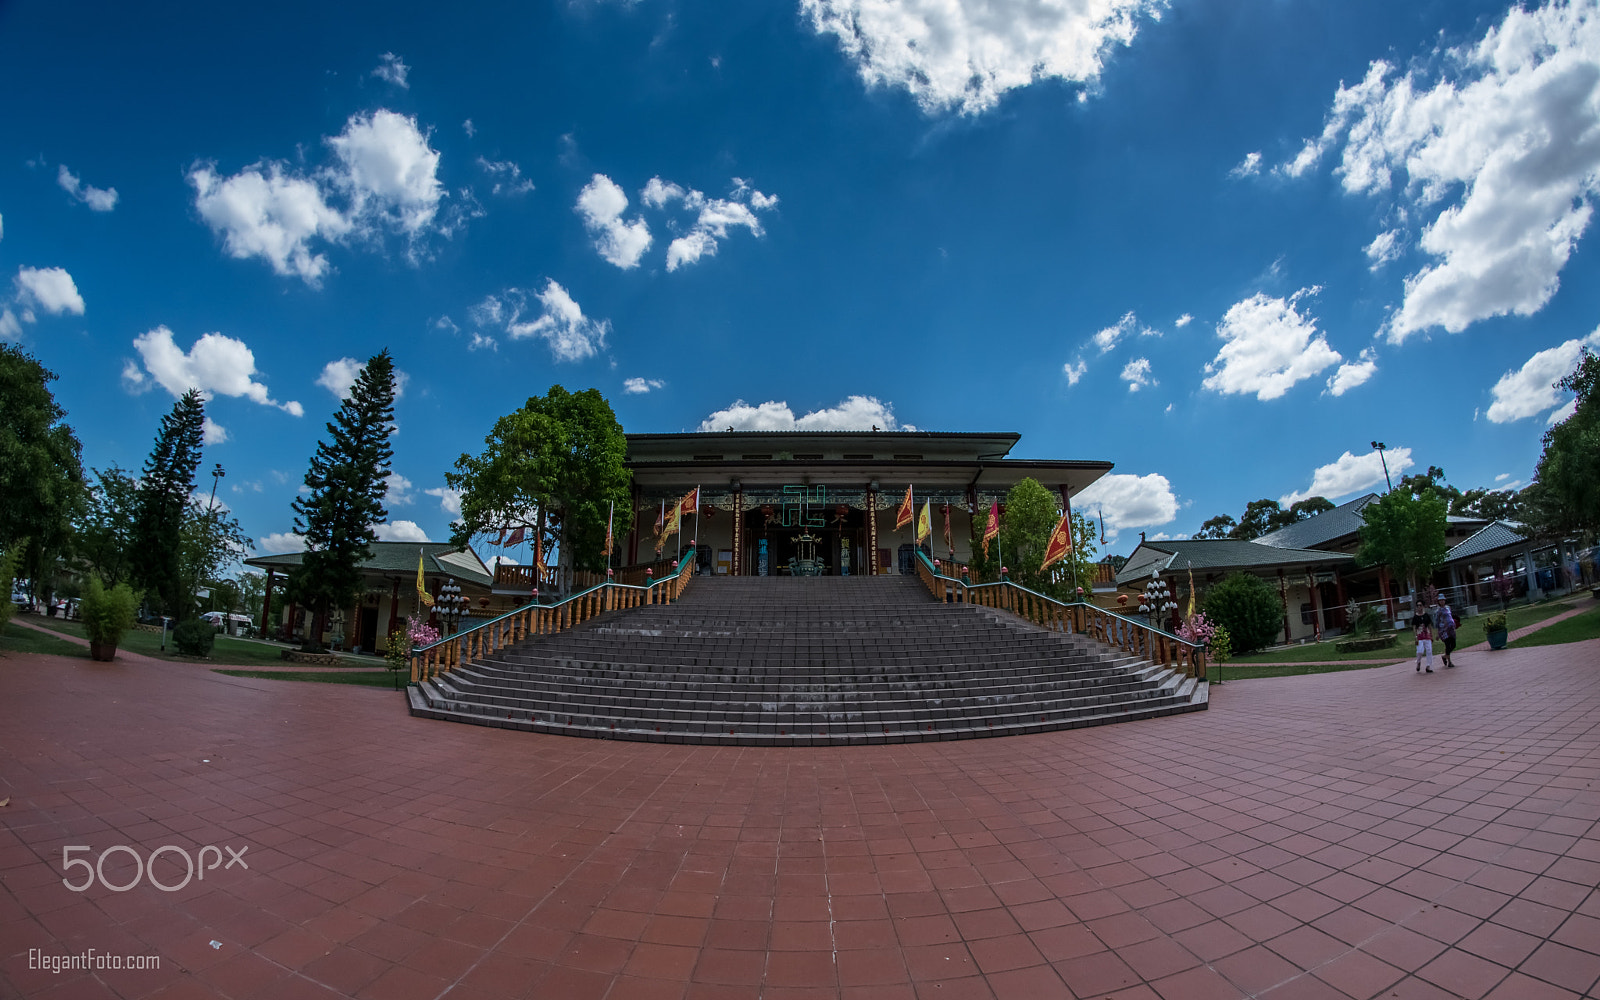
[290,350,397,649]
[131,389,206,616]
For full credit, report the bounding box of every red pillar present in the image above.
[260,568,275,637]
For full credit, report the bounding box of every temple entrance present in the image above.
[743,504,868,576]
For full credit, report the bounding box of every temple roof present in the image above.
[245,540,492,587]
[1116,538,1354,586]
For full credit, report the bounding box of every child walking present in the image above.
[1434,601,1457,668]
[1415,610,1434,673]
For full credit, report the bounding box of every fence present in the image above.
[915,552,1207,682]
[412,547,697,684]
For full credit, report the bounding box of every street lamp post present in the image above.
[436,578,466,636]
[1370,442,1393,493]
[207,463,225,614]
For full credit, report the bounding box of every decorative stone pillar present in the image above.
[866,486,879,577]
[731,486,744,576]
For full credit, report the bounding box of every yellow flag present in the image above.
[915,501,932,542]
[1187,565,1196,619]
[416,552,434,606]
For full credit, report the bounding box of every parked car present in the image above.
[200,611,255,636]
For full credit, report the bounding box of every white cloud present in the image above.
[1364,229,1403,270]
[697,395,911,432]
[1202,289,1342,401]
[1062,359,1087,386]
[1285,3,1600,341]
[1495,472,1512,482]
[1229,152,1262,178]
[1174,313,1192,328]
[1327,348,1379,396]
[1281,447,1414,506]
[476,156,534,196]
[372,52,410,88]
[0,309,19,338]
[468,332,497,352]
[1093,311,1138,353]
[1486,328,1600,423]
[385,473,414,505]
[462,119,475,138]
[500,280,609,362]
[1075,473,1178,538]
[14,266,85,315]
[127,326,302,415]
[641,176,691,209]
[231,479,264,494]
[316,357,363,399]
[189,163,350,285]
[800,0,1164,115]
[624,377,665,394]
[377,520,429,543]
[576,174,652,269]
[190,109,445,285]
[0,212,5,240]
[666,192,776,271]
[425,486,462,515]
[202,417,228,445]
[1120,357,1154,391]
[259,531,307,554]
[57,164,118,211]
[1548,398,1579,424]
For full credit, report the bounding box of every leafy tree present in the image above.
[1232,499,1285,540]
[131,389,206,616]
[1356,488,1448,598]
[965,479,1096,599]
[1528,349,1599,538]
[1195,514,1236,539]
[1287,497,1335,521]
[0,345,87,600]
[1452,487,1521,522]
[74,465,141,586]
[0,545,18,632]
[235,571,268,622]
[1395,466,1461,508]
[181,495,253,614]
[1101,553,1127,572]
[290,351,397,650]
[448,386,632,586]
[1202,572,1283,654]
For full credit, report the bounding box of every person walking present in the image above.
[1434,599,1458,668]
[1415,608,1434,673]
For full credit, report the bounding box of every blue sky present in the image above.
[4,0,1598,564]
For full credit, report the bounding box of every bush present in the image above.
[81,577,139,646]
[1355,606,1385,636]
[172,617,216,657]
[1208,623,1233,664]
[1203,572,1283,655]
[1482,611,1508,635]
[0,546,17,633]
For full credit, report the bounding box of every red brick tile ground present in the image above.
[1,634,1597,998]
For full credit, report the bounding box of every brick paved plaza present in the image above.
[3,636,1599,999]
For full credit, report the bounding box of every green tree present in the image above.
[448,386,632,586]
[1529,350,1599,538]
[180,495,254,612]
[964,479,1096,599]
[1231,499,1284,540]
[131,389,206,616]
[1287,497,1336,521]
[1452,487,1521,522]
[290,351,397,650]
[0,345,86,601]
[75,465,141,586]
[1356,487,1449,598]
[1202,572,1283,654]
[1194,514,1236,539]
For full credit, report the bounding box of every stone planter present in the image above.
[88,640,117,662]
[1487,629,1508,650]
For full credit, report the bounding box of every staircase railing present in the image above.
[411,547,697,684]
[916,551,1207,681]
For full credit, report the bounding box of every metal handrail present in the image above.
[410,546,698,684]
[915,551,1207,681]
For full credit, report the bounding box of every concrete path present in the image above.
[2,630,1598,998]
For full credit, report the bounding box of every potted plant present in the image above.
[81,578,139,662]
[1484,611,1509,650]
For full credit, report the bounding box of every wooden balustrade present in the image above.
[915,554,1206,682]
[413,549,698,684]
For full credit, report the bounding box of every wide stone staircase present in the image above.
[407,575,1207,745]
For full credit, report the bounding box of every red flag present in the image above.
[604,501,614,563]
[982,502,1000,557]
[654,500,665,537]
[680,487,698,516]
[895,485,914,530]
[1039,512,1074,573]
[504,525,525,547]
[942,504,953,556]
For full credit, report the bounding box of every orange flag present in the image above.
[1039,511,1074,573]
[680,487,699,516]
[895,485,914,530]
[656,500,681,554]
[982,502,1000,557]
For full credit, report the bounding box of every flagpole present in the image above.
[1063,487,1078,597]
[695,484,701,558]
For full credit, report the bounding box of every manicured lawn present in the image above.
[1511,604,1600,648]
[214,669,402,688]
[1227,596,1588,667]
[1215,659,1396,682]
[0,622,89,659]
[18,615,371,668]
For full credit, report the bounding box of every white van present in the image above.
[201,612,254,636]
